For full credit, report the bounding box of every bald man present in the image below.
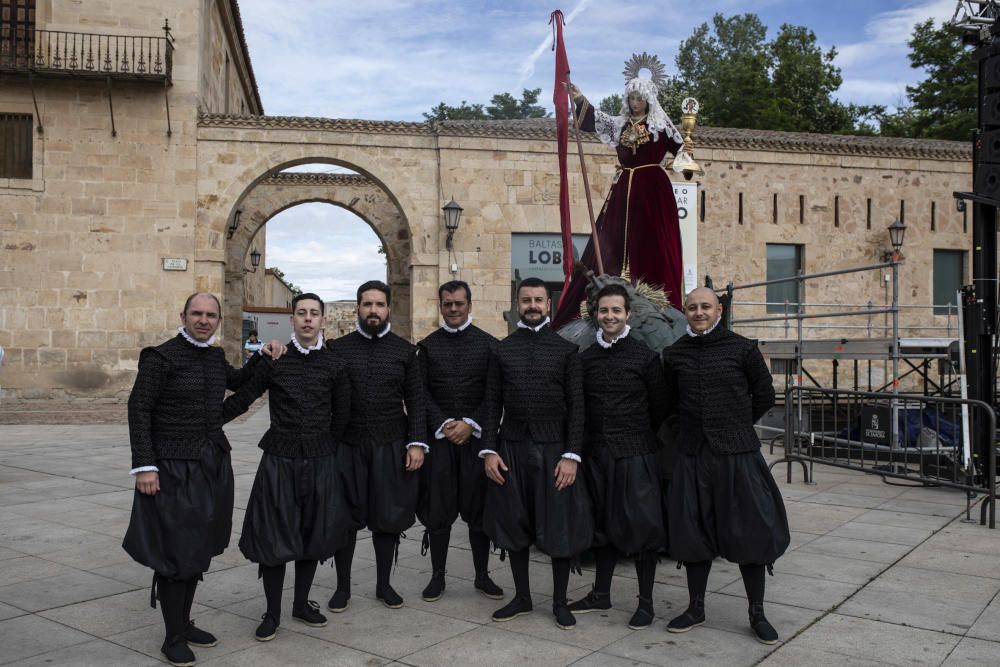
[660,287,789,645]
[124,293,282,666]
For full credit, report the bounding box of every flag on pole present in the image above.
[550,10,573,304]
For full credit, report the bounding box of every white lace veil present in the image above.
[593,78,683,149]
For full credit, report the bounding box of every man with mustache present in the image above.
[124,292,282,667]
[481,277,593,630]
[416,280,504,602]
[221,292,352,641]
[569,284,668,630]
[661,286,789,644]
[325,280,426,610]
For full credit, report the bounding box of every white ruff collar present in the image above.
[686,317,722,338]
[442,316,473,334]
[517,317,550,333]
[596,324,631,349]
[356,321,391,339]
[291,332,324,354]
[178,326,215,348]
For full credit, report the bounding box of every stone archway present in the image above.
[222,171,412,360]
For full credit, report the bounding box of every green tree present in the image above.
[878,19,976,140]
[599,94,622,115]
[665,13,876,134]
[673,14,776,129]
[425,88,549,121]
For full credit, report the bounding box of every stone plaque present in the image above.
[162,258,188,271]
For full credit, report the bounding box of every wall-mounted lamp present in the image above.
[442,197,463,251]
[884,219,906,263]
[227,209,242,239]
[245,247,261,273]
[888,218,906,252]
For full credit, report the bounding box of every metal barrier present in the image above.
[772,386,997,528]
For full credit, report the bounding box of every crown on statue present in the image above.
[622,52,668,90]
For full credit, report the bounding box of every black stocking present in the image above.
[508,548,530,600]
[635,551,657,602]
[429,531,450,574]
[157,576,186,639]
[593,546,618,596]
[294,560,318,606]
[334,531,357,593]
[685,560,712,602]
[372,532,396,590]
[469,529,491,577]
[261,564,285,621]
[551,558,571,604]
[182,578,198,623]
[739,563,766,606]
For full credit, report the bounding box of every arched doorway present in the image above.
[222,163,412,361]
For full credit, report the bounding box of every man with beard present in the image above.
[661,286,789,644]
[416,280,504,602]
[124,293,282,666]
[221,293,351,641]
[325,280,426,610]
[481,277,593,630]
[569,284,668,630]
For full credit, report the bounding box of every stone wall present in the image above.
[0,0,260,400]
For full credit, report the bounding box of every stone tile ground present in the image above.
[1,403,998,666]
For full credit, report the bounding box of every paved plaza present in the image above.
[0,403,998,666]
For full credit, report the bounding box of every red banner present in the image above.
[550,10,573,303]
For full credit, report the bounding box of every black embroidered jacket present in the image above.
[417,324,497,435]
[579,334,668,458]
[327,330,426,447]
[127,335,259,469]
[482,325,584,454]
[222,345,351,458]
[661,326,775,454]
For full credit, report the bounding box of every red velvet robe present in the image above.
[552,104,684,329]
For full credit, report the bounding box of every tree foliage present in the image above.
[877,19,976,140]
[424,88,549,121]
[650,13,878,134]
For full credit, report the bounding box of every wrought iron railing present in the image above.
[0,28,172,82]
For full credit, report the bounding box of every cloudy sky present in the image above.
[239,0,962,299]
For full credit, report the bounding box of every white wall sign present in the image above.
[162,258,188,271]
[511,233,590,283]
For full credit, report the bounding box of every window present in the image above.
[933,250,965,316]
[0,113,32,179]
[766,244,803,313]
[0,0,36,69]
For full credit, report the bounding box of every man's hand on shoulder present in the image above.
[261,340,287,360]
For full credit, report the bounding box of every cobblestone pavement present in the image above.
[1,405,998,666]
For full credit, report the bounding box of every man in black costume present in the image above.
[124,292,280,666]
[221,293,351,641]
[661,286,789,644]
[568,284,668,630]
[416,280,504,601]
[481,277,593,630]
[326,280,426,611]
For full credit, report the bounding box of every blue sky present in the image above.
[238,0,960,300]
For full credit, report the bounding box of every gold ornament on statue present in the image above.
[667,97,705,180]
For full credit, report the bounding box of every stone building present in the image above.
[0,1,975,401]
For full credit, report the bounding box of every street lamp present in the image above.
[246,247,261,273]
[888,218,906,254]
[442,197,463,251]
[227,209,242,239]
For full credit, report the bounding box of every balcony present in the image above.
[0,28,172,84]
